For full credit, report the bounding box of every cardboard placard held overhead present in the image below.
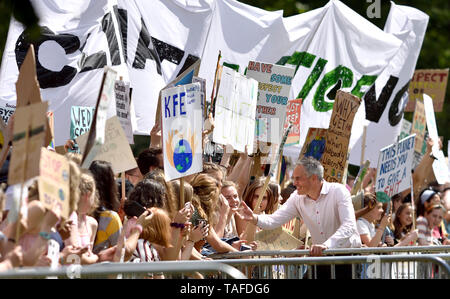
[375,134,416,198]
[398,118,412,140]
[320,90,361,183]
[77,116,137,174]
[81,66,117,169]
[299,127,328,161]
[70,106,95,140]
[8,101,48,185]
[406,69,449,112]
[38,148,70,219]
[284,98,302,147]
[114,80,134,144]
[246,61,295,145]
[213,66,258,154]
[161,83,203,181]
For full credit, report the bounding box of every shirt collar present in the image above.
[319,180,330,195]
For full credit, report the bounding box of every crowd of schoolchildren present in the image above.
[0,133,448,277]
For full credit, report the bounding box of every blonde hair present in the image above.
[68,160,81,215]
[79,170,98,215]
[190,173,220,226]
[140,207,171,248]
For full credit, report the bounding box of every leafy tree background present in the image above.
[0,0,448,157]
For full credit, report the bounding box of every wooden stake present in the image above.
[360,125,367,166]
[209,51,222,116]
[180,177,185,208]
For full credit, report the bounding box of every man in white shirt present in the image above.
[238,156,361,256]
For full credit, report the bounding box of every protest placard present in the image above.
[213,66,258,154]
[399,118,412,140]
[246,61,295,145]
[320,90,361,183]
[161,83,203,181]
[255,227,303,251]
[15,45,42,108]
[282,217,301,239]
[8,101,48,185]
[38,148,70,219]
[375,134,416,198]
[114,80,134,144]
[81,67,117,169]
[299,128,328,161]
[284,98,302,147]
[77,116,137,174]
[423,94,440,158]
[406,69,449,112]
[70,106,95,140]
[0,104,15,124]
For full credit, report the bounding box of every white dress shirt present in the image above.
[257,181,361,248]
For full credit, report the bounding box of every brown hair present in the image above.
[170,180,193,210]
[242,177,274,214]
[140,207,172,248]
[144,168,177,219]
[357,192,378,218]
[393,203,413,240]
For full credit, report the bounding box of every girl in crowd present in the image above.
[417,188,441,217]
[216,181,240,239]
[190,174,240,254]
[65,171,99,264]
[356,193,392,247]
[392,203,418,246]
[89,160,122,254]
[235,177,276,238]
[417,204,450,245]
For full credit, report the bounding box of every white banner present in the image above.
[161,82,203,181]
[213,66,258,154]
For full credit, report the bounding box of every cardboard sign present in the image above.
[375,134,416,198]
[410,98,427,154]
[15,45,42,107]
[114,80,134,144]
[213,66,258,154]
[8,101,48,185]
[423,94,440,158]
[38,148,70,219]
[299,127,328,161]
[161,83,203,181]
[398,118,412,141]
[284,98,302,147]
[282,217,301,239]
[255,227,303,250]
[246,61,295,144]
[77,116,138,174]
[81,66,117,169]
[0,104,15,124]
[70,106,95,140]
[431,150,450,185]
[406,69,449,112]
[321,91,361,183]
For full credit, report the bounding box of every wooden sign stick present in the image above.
[179,177,185,208]
[209,50,222,116]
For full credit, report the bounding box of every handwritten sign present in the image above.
[77,116,137,174]
[406,69,449,112]
[38,148,70,219]
[8,101,48,185]
[255,227,303,250]
[321,90,361,183]
[213,66,258,154]
[399,118,412,140]
[246,61,295,144]
[161,83,203,181]
[70,106,95,140]
[284,99,302,147]
[81,66,117,169]
[114,80,134,144]
[375,134,416,198]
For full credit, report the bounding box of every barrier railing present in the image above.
[209,246,450,259]
[0,260,247,279]
[213,254,450,279]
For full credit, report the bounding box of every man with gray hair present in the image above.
[238,156,361,257]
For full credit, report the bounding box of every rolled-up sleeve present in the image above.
[257,193,299,230]
[323,186,361,248]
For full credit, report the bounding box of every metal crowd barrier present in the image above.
[0,260,247,279]
[213,254,450,279]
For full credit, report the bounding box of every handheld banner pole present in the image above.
[243,123,293,242]
[209,50,222,116]
[180,177,185,208]
[410,174,416,230]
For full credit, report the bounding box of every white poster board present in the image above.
[246,61,295,144]
[375,134,416,198]
[161,83,203,181]
[213,66,258,154]
[114,80,134,144]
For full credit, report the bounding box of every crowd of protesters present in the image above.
[0,127,449,277]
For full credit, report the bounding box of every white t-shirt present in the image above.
[357,217,376,238]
